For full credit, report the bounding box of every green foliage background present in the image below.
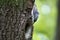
[32,0,58,40]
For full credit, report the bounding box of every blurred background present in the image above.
[32,0,58,40]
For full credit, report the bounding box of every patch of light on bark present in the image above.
[25,27,32,39]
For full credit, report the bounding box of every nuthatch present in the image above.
[25,4,39,40]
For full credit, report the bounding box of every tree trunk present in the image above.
[56,0,60,40]
[0,0,34,40]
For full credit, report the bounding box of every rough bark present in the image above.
[0,0,34,40]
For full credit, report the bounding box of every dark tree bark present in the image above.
[0,0,34,40]
[56,0,60,40]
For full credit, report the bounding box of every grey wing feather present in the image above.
[31,4,39,23]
